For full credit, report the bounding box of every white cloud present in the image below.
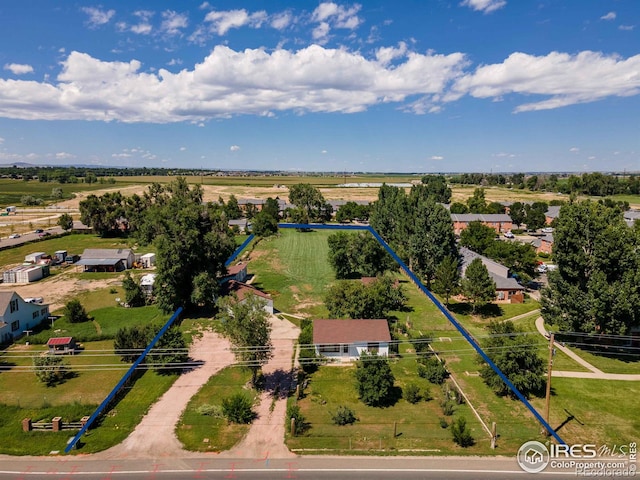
[311,2,362,43]
[430,155,444,160]
[55,152,75,159]
[4,63,34,75]
[161,10,188,36]
[619,25,635,31]
[321,150,328,154]
[112,153,132,158]
[375,42,408,66]
[131,23,152,35]
[204,9,267,35]
[167,58,183,66]
[600,11,616,21]
[230,145,240,151]
[180,146,187,151]
[569,147,580,153]
[81,7,115,28]
[460,0,506,14]
[271,11,292,30]
[450,50,640,112]
[199,2,211,10]
[0,136,4,144]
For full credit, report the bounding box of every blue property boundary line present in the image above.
[64,307,184,453]
[226,234,255,267]
[280,222,565,445]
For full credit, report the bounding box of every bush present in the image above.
[410,333,433,354]
[33,355,69,386]
[287,404,306,435]
[417,355,449,385]
[331,405,357,425]
[451,417,474,447]
[222,393,255,424]
[440,399,455,416]
[403,383,421,404]
[63,299,90,323]
[439,417,449,429]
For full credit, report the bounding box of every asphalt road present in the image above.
[0,455,581,480]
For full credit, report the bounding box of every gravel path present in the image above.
[94,330,235,459]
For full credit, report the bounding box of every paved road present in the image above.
[0,455,580,479]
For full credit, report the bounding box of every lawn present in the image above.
[562,347,640,375]
[177,366,256,452]
[0,178,118,206]
[249,229,335,317]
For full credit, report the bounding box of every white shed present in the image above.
[25,252,46,264]
[16,266,43,283]
[140,253,156,268]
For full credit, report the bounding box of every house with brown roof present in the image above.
[0,291,50,344]
[450,213,513,235]
[226,280,273,314]
[459,247,524,304]
[222,263,248,284]
[313,319,391,361]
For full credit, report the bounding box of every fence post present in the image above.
[22,418,32,432]
[290,418,296,436]
[52,417,62,432]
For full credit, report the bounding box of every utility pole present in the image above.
[544,333,555,436]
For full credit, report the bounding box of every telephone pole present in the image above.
[544,333,555,436]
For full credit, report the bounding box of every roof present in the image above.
[140,273,156,286]
[489,272,524,290]
[81,248,133,260]
[459,246,510,278]
[450,213,512,223]
[623,209,640,221]
[227,263,247,275]
[313,319,391,344]
[228,219,248,227]
[0,291,16,312]
[140,252,155,258]
[76,258,122,266]
[47,337,73,346]
[226,280,271,301]
[545,205,561,218]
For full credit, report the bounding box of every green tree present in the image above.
[432,255,460,307]
[79,191,127,237]
[355,352,396,407]
[252,210,279,237]
[288,183,332,222]
[420,175,452,204]
[466,188,487,213]
[524,204,546,231]
[63,299,89,323]
[114,323,156,362]
[148,326,188,373]
[51,187,64,200]
[509,202,526,228]
[224,195,243,220]
[451,417,474,447]
[33,355,69,387]
[449,202,468,214]
[122,271,145,307]
[222,393,255,423]
[461,258,495,313]
[479,321,545,398]
[325,275,406,319]
[541,201,640,334]
[459,221,496,254]
[327,231,353,279]
[57,213,73,231]
[219,293,273,386]
[327,232,395,279]
[262,197,280,220]
[190,271,218,308]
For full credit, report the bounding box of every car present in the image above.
[8,233,21,239]
[535,264,547,273]
[503,231,514,239]
[38,232,51,237]
[541,227,554,233]
[34,229,44,233]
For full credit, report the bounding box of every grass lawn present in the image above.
[249,229,335,317]
[0,233,135,266]
[177,366,256,452]
[0,179,118,206]
[562,347,640,375]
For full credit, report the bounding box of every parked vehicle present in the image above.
[8,233,21,239]
[541,227,554,233]
[34,229,44,233]
[503,231,514,239]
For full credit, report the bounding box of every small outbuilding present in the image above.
[225,280,273,314]
[47,336,76,354]
[25,252,46,264]
[223,263,248,283]
[140,253,156,269]
[313,319,391,361]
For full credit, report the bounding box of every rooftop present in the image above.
[313,319,391,344]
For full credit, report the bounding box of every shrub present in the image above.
[451,417,475,447]
[422,386,432,402]
[33,355,69,386]
[403,383,421,404]
[222,393,255,424]
[417,355,449,385]
[410,334,432,354]
[439,417,449,429]
[331,405,357,426]
[63,299,90,323]
[440,399,455,416]
[287,404,306,435]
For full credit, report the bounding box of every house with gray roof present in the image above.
[76,248,135,272]
[459,247,524,303]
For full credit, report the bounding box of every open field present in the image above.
[0,178,120,206]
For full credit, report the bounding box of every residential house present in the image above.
[76,248,135,272]
[0,291,50,343]
[624,209,640,228]
[225,280,273,314]
[450,213,513,235]
[545,205,561,225]
[313,319,391,361]
[222,263,248,284]
[47,337,76,354]
[459,247,524,304]
[228,218,250,233]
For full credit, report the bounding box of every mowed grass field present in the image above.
[0,178,119,206]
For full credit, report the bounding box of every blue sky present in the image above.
[0,1,638,173]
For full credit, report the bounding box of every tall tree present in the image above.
[122,271,145,307]
[509,202,526,228]
[79,191,127,236]
[252,211,279,237]
[288,183,332,222]
[327,231,395,279]
[541,201,640,334]
[219,293,273,386]
[420,175,452,204]
[461,258,496,313]
[224,195,243,220]
[325,275,406,319]
[432,255,460,307]
[524,204,546,231]
[355,352,396,407]
[466,188,487,213]
[57,213,73,231]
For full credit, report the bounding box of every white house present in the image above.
[0,291,50,343]
[313,319,391,361]
[226,280,273,314]
[140,253,156,269]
